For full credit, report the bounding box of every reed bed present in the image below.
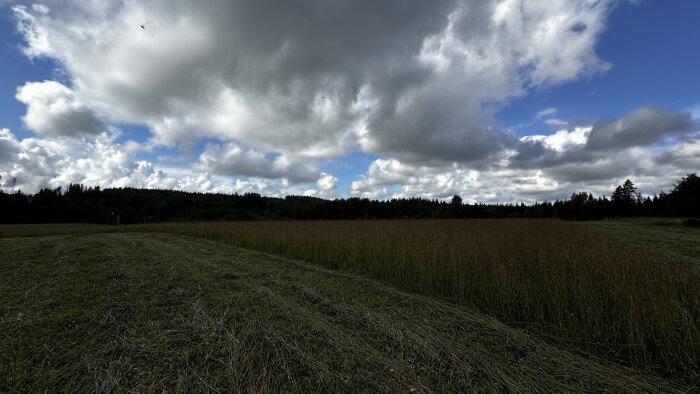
[132,219,699,380]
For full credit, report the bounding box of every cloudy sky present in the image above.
[1,1,699,202]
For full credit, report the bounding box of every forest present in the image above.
[0,173,698,224]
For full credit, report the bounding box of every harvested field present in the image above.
[122,220,700,380]
[0,232,690,392]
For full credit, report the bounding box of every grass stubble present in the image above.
[0,232,693,392]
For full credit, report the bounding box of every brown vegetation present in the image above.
[131,219,699,380]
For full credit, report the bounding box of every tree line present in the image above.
[0,173,697,224]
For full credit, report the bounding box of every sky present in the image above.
[1,0,699,203]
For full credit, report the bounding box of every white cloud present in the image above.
[15,81,105,137]
[0,128,338,196]
[12,1,616,164]
[544,118,569,127]
[350,158,544,203]
[304,172,339,199]
[351,125,700,203]
[195,142,320,183]
[10,1,698,202]
[520,127,590,152]
[0,130,164,192]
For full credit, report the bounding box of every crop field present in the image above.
[0,231,692,392]
[123,220,700,381]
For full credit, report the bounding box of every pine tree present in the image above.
[611,179,639,216]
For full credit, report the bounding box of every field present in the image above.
[587,219,700,267]
[0,220,698,391]
[0,223,113,238]
[123,220,699,378]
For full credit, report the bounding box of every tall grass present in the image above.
[132,219,699,379]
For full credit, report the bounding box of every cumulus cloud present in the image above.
[195,142,319,183]
[316,173,338,194]
[0,128,337,196]
[350,106,700,202]
[303,172,339,199]
[0,130,164,192]
[522,127,590,153]
[0,129,22,164]
[10,1,698,202]
[510,107,696,180]
[13,0,615,164]
[15,81,105,137]
[585,106,694,151]
[349,158,558,202]
[350,141,697,204]
[656,133,700,169]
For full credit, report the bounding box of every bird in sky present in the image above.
[140,24,145,30]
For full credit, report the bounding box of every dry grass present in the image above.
[124,220,700,380]
[0,233,689,392]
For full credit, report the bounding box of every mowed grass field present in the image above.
[0,219,698,391]
[118,220,699,381]
[0,232,690,392]
[0,223,113,238]
[586,218,700,267]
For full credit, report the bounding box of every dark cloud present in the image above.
[586,106,693,151]
[512,107,695,176]
[0,129,21,164]
[545,158,637,184]
[655,133,700,168]
[196,143,320,183]
[510,137,593,170]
